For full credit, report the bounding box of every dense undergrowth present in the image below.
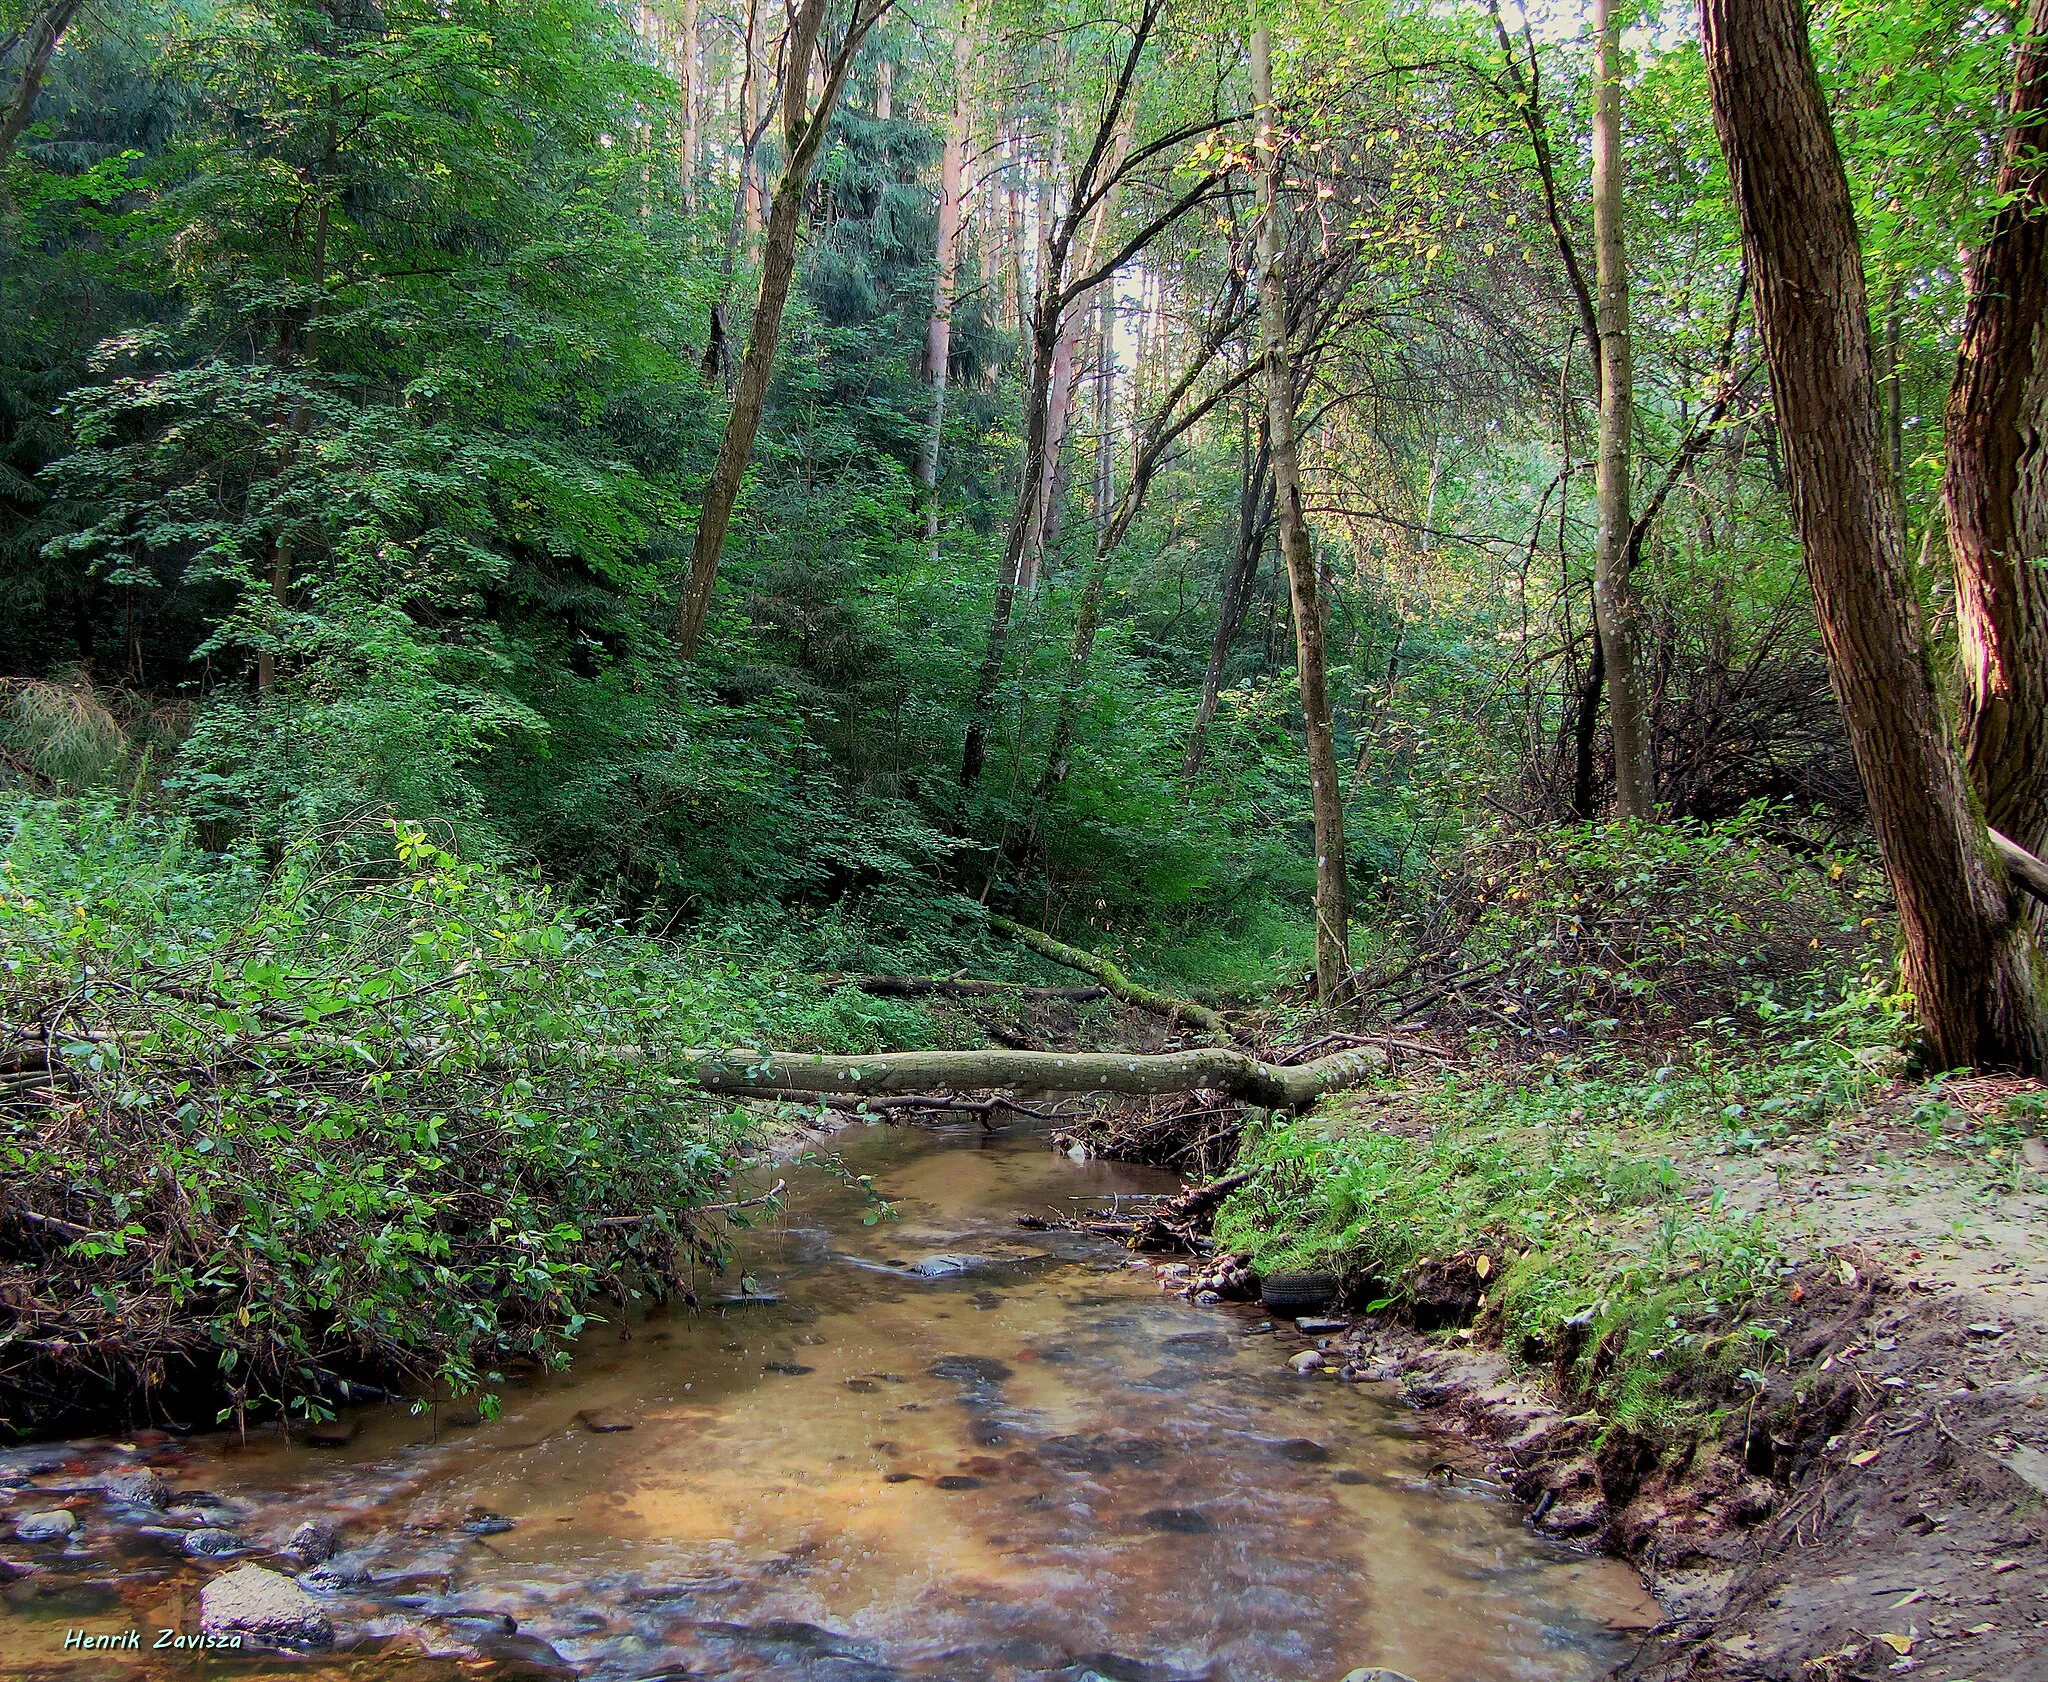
[0,797,988,1436]
[1218,816,1920,1441]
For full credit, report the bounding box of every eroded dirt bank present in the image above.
[1111,1069,2048,1682]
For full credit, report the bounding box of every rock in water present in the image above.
[1288,1350,1324,1375]
[575,1408,637,1433]
[906,1254,987,1278]
[200,1565,334,1648]
[1341,1671,1421,1682]
[183,1528,243,1558]
[298,1553,374,1592]
[101,1466,170,1509]
[285,1520,341,1564]
[13,1509,78,1543]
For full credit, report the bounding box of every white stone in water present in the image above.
[1341,1671,1421,1682]
[1288,1350,1324,1375]
[200,1565,334,1648]
[13,1508,78,1542]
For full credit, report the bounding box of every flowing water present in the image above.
[0,1121,1659,1681]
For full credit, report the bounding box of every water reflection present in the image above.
[0,1122,1656,1681]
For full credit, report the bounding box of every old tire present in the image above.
[1259,1271,1338,1315]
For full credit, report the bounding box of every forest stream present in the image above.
[0,1120,1663,1682]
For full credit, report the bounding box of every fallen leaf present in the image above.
[1840,1260,1860,1287]
[1874,1633,1913,1655]
[1991,1558,2020,1573]
[1851,1448,1883,1467]
[1790,1283,1806,1305]
[1476,1254,1492,1279]
[1890,1588,1924,1608]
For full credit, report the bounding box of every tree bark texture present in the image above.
[1700,0,2048,1071]
[1253,23,1349,1003]
[1946,0,2048,857]
[1591,0,1653,819]
[672,0,890,660]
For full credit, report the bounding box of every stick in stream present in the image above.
[985,915,1226,1032]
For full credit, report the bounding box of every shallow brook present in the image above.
[0,1122,1659,1680]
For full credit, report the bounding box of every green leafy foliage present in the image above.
[0,798,952,1428]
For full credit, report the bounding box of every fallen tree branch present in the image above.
[684,1042,1382,1110]
[1988,827,2048,906]
[834,975,1109,1002]
[986,915,1227,1032]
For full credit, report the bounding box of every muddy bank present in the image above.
[1140,1239,2048,1681]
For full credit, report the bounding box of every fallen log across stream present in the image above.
[680,1042,1384,1111]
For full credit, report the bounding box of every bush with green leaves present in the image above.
[0,798,940,1433]
[1217,960,1911,1434]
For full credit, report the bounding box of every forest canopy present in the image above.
[1,0,2044,1048]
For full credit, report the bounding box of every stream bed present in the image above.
[0,1120,1660,1681]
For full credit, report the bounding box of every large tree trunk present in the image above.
[1590,0,1653,820]
[0,0,79,174]
[1253,23,1349,1004]
[1946,0,2048,859]
[917,20,975,542]
[672,0,889,659]
[1699,0,2048,1071]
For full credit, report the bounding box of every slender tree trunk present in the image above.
[1253,23,1349,1002]
[1946,0,2048,859]
[918,21,975,542]
[1184,409,1272,779]
[681,0,699,212]
[1591,0,1653,819]
[1700,0,2048,1071]
[1004,130,1027,344]
[875,54,892,120]
[962,9,1159,786]
[1024,111,1131,591]
[673,0,890,659]
[741,0,765,244]
[1093,284,1114,556]
[0,0,79,174]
